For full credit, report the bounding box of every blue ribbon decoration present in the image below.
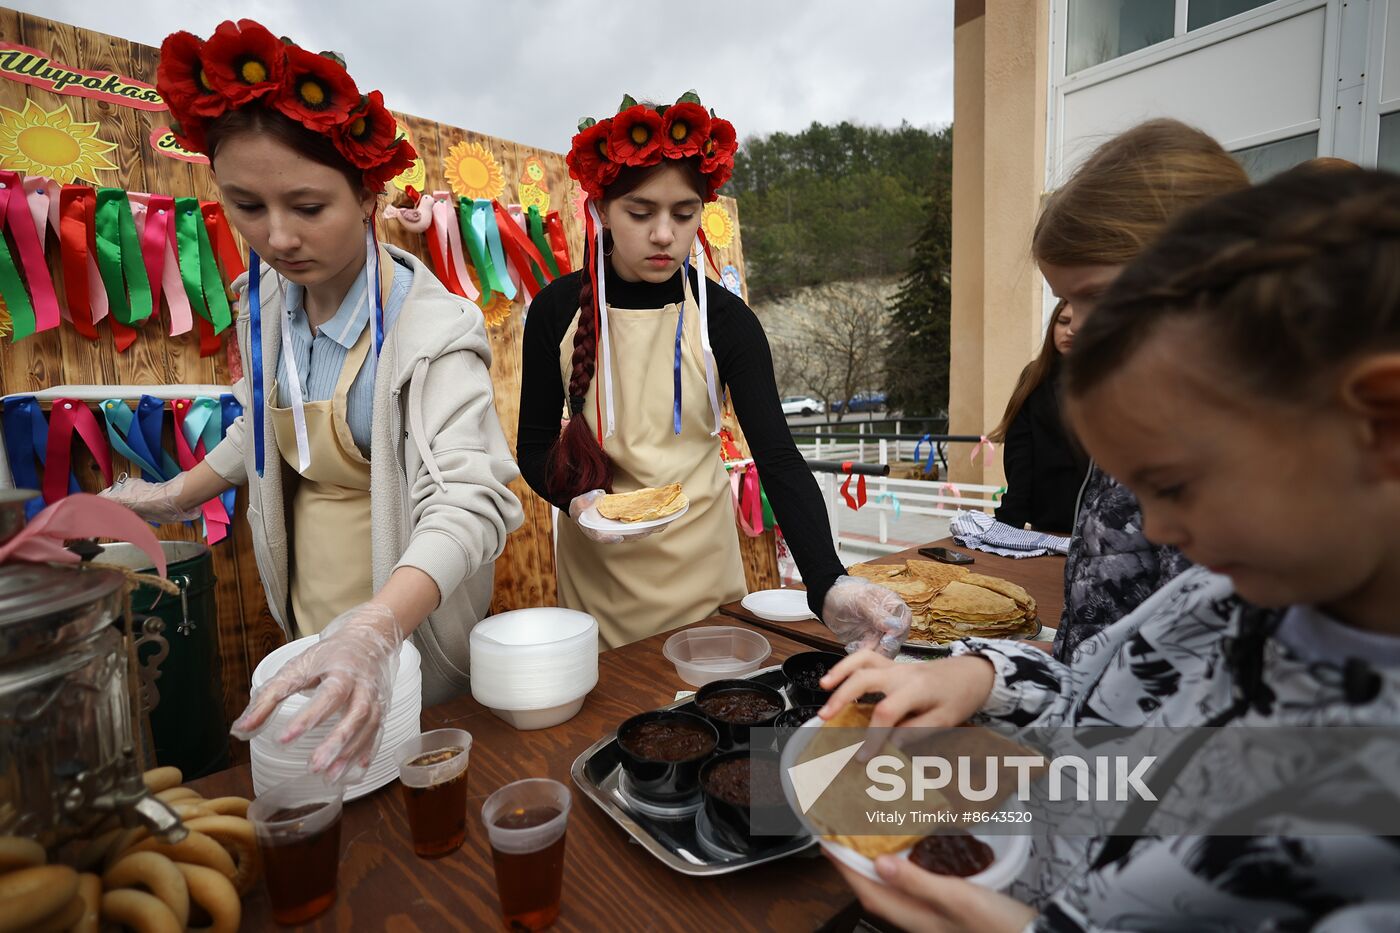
[248,249,266,477]
[101,399,165,481]
[3,397,46,518]
[219,393,241,520]
[133,395,177,480]
[911,433,937,475]
[476,199,517,302]
[672,259,687,435]
[369,226,385,358]
[873,491,903,521]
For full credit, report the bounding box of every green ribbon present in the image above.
[94,188,154,326]
[174,198,231,333]
[0,233,36,341]
[526,205,559,281]
[458,197,494,305]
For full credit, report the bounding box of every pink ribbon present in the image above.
[432,191,479,301]
[0,170,60,333]
[970,435,997,465]
[938,482,962,503]
[22,175,53,244]
[170,398,231,545]
[0,493,166,575]
[127,194,192,336]
[729,463,764,537]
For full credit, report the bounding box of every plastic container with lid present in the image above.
[662,626,771,687]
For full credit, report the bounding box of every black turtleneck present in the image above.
[517,266,845,618]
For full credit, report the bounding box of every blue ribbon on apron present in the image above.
[218,393,242,519]
[672,259,687,435]
[248,249,267,477]
[2,396,76,517]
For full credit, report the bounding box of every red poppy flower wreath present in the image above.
[566,91,737,203]
[156,19,417,192]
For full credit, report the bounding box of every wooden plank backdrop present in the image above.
[0,13,777,748]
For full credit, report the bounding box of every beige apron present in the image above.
[555,278,747,649]
[270,323,374,637]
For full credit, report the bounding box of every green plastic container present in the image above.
[98,541,230,779]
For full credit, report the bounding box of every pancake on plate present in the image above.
[597,483,687,522]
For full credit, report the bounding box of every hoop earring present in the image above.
[602,241,614,257]
[601,230,613,257]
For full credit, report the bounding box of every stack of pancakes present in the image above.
[597,483,688,522]
[847,560,1038,643]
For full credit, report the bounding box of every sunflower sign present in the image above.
[0,101,118,184]
[444,139,505,201]
[701,202,734,248]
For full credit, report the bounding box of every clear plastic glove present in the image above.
[568,489,661,544]
[822,575,913,657]
[231,603,402,782]
[98,473,202,523]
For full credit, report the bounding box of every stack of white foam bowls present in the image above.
[249,635,422,799]
[470,608,598,730]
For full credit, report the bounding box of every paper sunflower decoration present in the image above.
[701,203,735,249]
[444,140,505,201]
[0,101,118,184]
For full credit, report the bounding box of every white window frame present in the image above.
[1046,0,1339,184]
[1363,0,1400,168]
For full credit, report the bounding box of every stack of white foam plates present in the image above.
[470,608,598,730]
[249,636,422,800]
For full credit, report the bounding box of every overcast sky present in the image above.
[12,0,954,152]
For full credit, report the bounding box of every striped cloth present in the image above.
[276,259,413,456]
[949,509,1070,558]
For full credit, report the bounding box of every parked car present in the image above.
[830,391,888,414]
[780,395,824,416]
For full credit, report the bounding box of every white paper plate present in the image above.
[577,500,689,536]
[779,716,1030,891]
[742,589,816,622]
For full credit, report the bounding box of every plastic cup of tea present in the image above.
[247,773,345,926]
[396,728,473,858]
[481,779,572,931]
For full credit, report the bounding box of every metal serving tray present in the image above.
[570,666,818,876]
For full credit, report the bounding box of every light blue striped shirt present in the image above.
[275,258,413,456]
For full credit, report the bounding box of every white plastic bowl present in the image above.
[778,716,1031,891]
[484,696,588,731]
[662,626,772,687]
[470,608,598,715]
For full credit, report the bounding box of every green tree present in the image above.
[885,127,953,419]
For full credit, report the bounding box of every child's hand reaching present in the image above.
[818,650,997,731]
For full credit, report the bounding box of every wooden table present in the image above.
[719,538,1066,653]
[191,619,861,932]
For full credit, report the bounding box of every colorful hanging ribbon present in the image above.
[57,185,101,340]
[218,393,241,521]
[912,433,938,475]
[695,225,722,277]
[175,197,231,357]
[584,200,614,442]
[1,396,67,518]
[44,398,114,506]
[993,485,1007,503]
[101,398,167,482]
[873,491,902,521]
[127,193,168,322]
[673,261,686,435]
[970,435,996,465]
[94,187,155,330]
[543,210,572,274]
[690,237,723,438]
[729,462,764,536]
[937,482,962,505]
[21,176,52,244]
[171,397,231,544]
[428,193,478,301]
[248,249,267,477]
[839,461,868,511]
[140,195,194,336]
[526,205,560,279]
[0,170,61,340]
[493,201,554,301]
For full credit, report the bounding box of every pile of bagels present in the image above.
[0,766,258,932]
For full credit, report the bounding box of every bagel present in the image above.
[141,767,183,794]
[170,800,217,820]
[176,862,241,933]
[126,830,236,879]
[102,828,150,873]
[73,873,102,933]
[101,888,182,933]
[75,826,127,872]
[27,894,84,933]
[0,835,44,873]
[104,851,191,929]
[183,815,261,895]
[200,797,251,819]
[154,786,202,804]
[0,864,79,933]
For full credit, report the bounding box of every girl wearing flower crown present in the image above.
[102,20,524,780]
[517,94,911,652]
